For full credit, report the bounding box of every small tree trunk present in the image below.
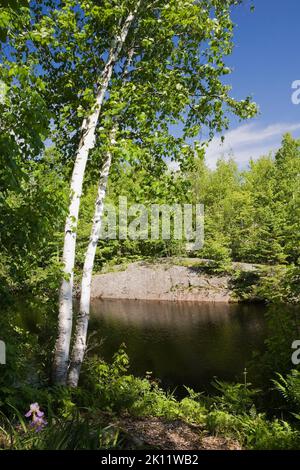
[67,130,116,387]
[68,37,137,387]
[53,7,139,385]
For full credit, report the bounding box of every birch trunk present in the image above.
[68,39,137,387]
[67,130,116,387]
[53,7,139,385]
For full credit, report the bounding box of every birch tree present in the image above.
[67,0,257,386]
[67,48,137,387]
[53,3,142,385]
[67,130,116,386]
[5,0,147,385]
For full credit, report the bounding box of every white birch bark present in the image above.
[53,7,139,385]
[67,39,138,388]
[67,129,116,387]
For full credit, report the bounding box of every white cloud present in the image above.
[205,122,300,168]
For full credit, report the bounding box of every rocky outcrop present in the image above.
[91,261,237,302]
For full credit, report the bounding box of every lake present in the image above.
[89,299,268,393]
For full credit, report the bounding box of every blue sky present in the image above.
[205,0,300,168]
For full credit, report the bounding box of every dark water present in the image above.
[89,299,268,393]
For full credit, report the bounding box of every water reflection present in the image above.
[90,299,267,393]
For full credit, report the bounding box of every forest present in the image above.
[0,0,300,453]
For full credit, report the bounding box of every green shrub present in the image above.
[206,410,239,436]
[206,409,300,449]
[273,369,300,417]
[210,379,259,415]
[81,347,207,425]
[238,414,300,450]
[198,237,232,273]
[254,266,300,304]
